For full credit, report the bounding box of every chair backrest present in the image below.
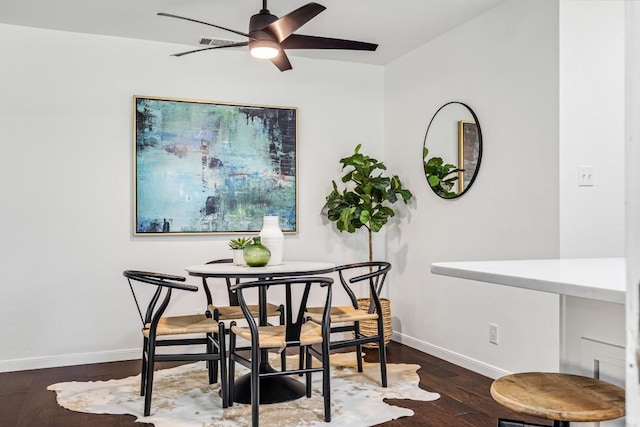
[123,270,198,328]
[231,276,333,345]
[204,258,240,306]
[336,261,391,314]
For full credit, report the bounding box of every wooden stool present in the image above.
[490,372,625,427]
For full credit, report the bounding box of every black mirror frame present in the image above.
[423,101,483,199]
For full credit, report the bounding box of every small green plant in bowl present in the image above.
[228,237,253,250]
[228,237,253,265]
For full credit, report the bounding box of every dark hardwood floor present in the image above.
[0,342,551,427]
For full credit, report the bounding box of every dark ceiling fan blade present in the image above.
[171,42,250,57]
[281,34,378,51]
[265,2,326,42]
[270,51,293,72]
[158,12,254,40]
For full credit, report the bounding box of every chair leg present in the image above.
[143,335,157,416]
[140,337,148,397]
[280,308,287,372]
[354,321,364,372]
[305,346,312,398]
[250,343,260,427]
[217,323,228,408]
[228,323,237,407]
[206,311,218,385]
[298,346,305,375]
[377,318,388,387]
[322,341,331,422]
[207,331,217,384]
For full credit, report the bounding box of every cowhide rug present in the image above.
[48,352,439,427]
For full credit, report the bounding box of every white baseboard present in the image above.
[0,348,141,373]
[391,331,510,379]
[2,334,510,378]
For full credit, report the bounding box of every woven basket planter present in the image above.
[356,297,392,348]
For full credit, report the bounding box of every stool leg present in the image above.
[553,421,570,427]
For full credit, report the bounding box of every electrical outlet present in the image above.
[489,323,499,345]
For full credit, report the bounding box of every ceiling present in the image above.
[0,0,504,66]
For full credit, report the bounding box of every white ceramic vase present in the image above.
[259,215,284,265]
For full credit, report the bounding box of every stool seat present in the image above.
[490,372,625,424]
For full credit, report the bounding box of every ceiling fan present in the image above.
[158,1,378,71]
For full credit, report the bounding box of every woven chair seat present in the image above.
[208,303,281,320]
[143,314,219,337]
[306,305,379,323]
[231,322,324,349]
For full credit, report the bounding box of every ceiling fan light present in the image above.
[250,40,280,59]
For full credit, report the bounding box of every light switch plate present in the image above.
[578,165,594,186]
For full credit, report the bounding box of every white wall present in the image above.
[0,24,384,370]
[558,0,627,380]
[385,0,561,376]
[559,0,625,258]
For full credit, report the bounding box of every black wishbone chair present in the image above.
[123,270,228,416]
[200,258,286,380]
[304,261,391,387]
[228,276,333,427]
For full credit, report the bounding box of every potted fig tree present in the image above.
[322,144,413,347]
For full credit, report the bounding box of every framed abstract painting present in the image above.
[457,120,480,192]
[133,96,297,235]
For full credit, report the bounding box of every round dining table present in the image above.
[186,261,336,280]
[185,261,336,404]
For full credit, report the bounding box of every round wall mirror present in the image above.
[423,101,482,199]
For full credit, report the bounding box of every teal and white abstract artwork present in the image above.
[134,96,297,234]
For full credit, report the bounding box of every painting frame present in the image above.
[457,120,480,192]
[133,95,298,236]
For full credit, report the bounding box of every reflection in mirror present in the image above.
[423,101,482,199]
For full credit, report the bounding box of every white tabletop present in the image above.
[186,261,336,278]
[430,258,625,304]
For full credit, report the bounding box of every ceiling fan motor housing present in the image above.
[249,8,280,56]
[250,10,278,36]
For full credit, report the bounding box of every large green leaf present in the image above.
[380,206,395,217]
[400,189,413,202]
[359,210,370,224]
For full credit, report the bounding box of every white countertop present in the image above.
[430,258,626,304]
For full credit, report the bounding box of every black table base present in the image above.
[232,364,306,404]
